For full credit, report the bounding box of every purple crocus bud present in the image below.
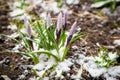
[24,15,31,38]
[24,15,34,51]
[56,12,62,32]
[47,13,52,27]
[56,12,62,43]
[65,21,77,47]
[63,11,67,30]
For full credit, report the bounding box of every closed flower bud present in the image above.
[56,12,62,43]
[65,21,77,47]
[24,15,31,38]
[24,15,34,51]
[63,11,67,30]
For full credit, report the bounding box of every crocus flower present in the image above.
[56,12,62,43]
[24,15,31,38]
[63,11,67,30]
[65,21,77,47]
[24,15,34,51]
[47,13,52,27]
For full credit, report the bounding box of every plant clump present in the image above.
[94,48,118,68]
[0,12,83,78]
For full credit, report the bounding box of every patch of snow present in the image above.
[31,47,120,79]
[9,9,25,17]
[12,2,21,9]
[94,56,103,62]
[57,59,73,72]
[40,2,60,14]
[13,44,22,51]
[1,75,11,80]
[71,67,83,79]
[107,66,120,77]
[75,54,106,78]
[72,45,79,50]
[55,69,63,78]
[82,57,107,77]
[96,42,101,47]
[18,74,26,80]
[9,32,19,38]
[40,12,47,18]
[76,54,85,64]
[76,27,81,32]
[104,74,117,80]
[36,70,46,77]
[42,77,49,80]
[33,56,56,77]
[101,7,119,17]
[7,25,17,31]
[104,66,120,80]
[66,0,80,5]
[108,52,118,60]
[21,55,31,60]
[114,39,120,46]
[55,59,73,78]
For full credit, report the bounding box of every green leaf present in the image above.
[70,32,83,43]
[61,45,70,61]
[0,34,20,43]
[28,52,39,64]
[111,0,117,12]
[91,0,111,8]
[19,32,32,51]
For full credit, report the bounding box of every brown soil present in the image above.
[0,1,34,79]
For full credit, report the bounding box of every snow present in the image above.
[73,52,120,80]
[76,27,81,32]
[40,2,60,14]
[71,67,83,79]
[72,46,79,50]
[1,75,11,80]
[9,32,19,38]
[114,39,120,46]
[108,52,118,60]
[33,54,73,78]
[11,39,120,80]
[57,59,73,72]
[104,66,120,80]
[83,57,107,77]
[107,66,120,77]
[37,70,46,78]
[7,25,17,31]
[13,44,22,51]
[9,9,25,17]
[66,0,80,5]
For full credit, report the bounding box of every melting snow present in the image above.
[114,39,120,46]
